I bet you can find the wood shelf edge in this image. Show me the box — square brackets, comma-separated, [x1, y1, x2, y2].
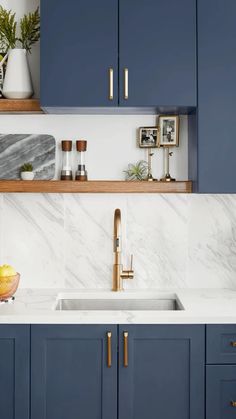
[0, 180, 192, 193]
[0, 99, 42, 113]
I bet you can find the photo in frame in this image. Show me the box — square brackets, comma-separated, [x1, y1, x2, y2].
[158, 116, 179, 147]
[138, 127, 158, 148]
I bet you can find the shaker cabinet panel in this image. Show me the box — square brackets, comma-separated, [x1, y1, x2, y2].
[118, 325, 205, 419]
[0, 325, 30, 419]
[40, 0, 118, 108]
[119, 0, 196, 107]
[206, 365, 236, 419]
[197, 0, 236, 192]
[31, 325, 117, 419]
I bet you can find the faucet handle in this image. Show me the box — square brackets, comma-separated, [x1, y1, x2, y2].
[130, 254, 133, 271]
[121, 254, 134, 280]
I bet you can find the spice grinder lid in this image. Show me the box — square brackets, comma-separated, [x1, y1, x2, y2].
[61, 140, 72, 152]
[76, 140, 87, 152]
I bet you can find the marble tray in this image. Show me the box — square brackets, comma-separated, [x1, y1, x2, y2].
[0, 134, 56, 180]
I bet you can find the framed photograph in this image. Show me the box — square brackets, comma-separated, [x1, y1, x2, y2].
[139, 127, 158, 148]
[158, 116, 179, 147]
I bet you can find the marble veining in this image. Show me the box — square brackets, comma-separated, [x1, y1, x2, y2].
[0, 134, 56, 179]
[0, 193, 236, 290]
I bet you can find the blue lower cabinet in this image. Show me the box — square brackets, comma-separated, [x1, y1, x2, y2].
[31, 325, 117, 419]
[206, 365, 236, 419]
[0, 325, 30, 419]
[118, 325, 205, 419]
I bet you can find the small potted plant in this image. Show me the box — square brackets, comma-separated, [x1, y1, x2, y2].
[20, 163, 34, 180]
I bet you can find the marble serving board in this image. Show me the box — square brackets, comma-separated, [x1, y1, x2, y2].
[0, 134, 56, 179]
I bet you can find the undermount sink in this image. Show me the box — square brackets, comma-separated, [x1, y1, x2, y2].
[55, 297, 183, 311]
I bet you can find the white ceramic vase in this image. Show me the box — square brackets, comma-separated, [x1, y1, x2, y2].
[21, 172, 34, 181]
[3, 49, 33, 99]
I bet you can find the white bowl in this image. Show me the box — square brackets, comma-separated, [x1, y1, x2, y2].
[21, 171, 34, 181]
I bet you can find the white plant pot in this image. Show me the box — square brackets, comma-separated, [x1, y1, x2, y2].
[3, 49, 33, 99]
[21, 172, 34, 181]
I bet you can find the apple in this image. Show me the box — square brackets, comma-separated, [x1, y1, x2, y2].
[0, 264, 17, 277]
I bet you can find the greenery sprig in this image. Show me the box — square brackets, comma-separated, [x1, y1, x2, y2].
[19, 8, 40, 52]
[124, 160, 148, 181]
[0, 6, 40, 54]
[20, 163, 33, 172]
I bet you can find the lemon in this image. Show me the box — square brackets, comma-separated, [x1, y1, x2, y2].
[0, 264, 17, 277]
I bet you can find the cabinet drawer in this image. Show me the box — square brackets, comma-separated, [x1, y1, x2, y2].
[207, 325, 236, 364]
[206, 365, 236, 419]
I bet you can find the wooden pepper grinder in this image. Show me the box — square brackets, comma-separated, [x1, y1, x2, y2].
[75, 140, 88, 181]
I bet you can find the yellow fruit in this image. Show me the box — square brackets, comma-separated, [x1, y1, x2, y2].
[0, 264, 17, 277]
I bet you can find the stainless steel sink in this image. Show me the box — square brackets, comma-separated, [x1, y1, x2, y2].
[55, 298, 182, 311]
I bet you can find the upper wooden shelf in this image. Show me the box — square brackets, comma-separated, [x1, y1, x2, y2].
[0, 99, 42, 113]
[0, 180, 192, 193]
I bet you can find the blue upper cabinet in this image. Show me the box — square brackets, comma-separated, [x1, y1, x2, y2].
[41, 0, 196, 110]
[0, 325, 30, 419]
[119, 0, 196, 108]
[40, 0, 118, 108]
[118, 325, 205, 419]
[31, 325, 117, 419]
[194, 0, 236, 192]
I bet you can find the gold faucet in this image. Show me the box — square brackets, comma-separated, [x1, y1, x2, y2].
[112, 208, 134, 291]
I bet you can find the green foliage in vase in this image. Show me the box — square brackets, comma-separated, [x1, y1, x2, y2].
[0, 6, 40, 53]
[19, 7, 40, 53]
[124, 160, 148, 181]
[20, 163, 33, 172]
[0, 7, 17, 51]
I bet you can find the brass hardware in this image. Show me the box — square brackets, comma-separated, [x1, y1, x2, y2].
[107, 332, 112, 367]
[109, 68, 114, 100]
[231, 401, 236, 407]
[124, 68, 128, 100]
[112, 209, 134, 291]
[231, 341, 236, 347]
[123, 332, 128, 367]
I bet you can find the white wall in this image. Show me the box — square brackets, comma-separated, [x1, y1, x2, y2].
[0, 114, 188, 180]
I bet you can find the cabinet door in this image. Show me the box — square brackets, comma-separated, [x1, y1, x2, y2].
[41, 0, 118, 108]
[31, 325, 117, 419]
[206, 365, 236, 419]
[119, 325, 204, 419]
[119, 0, 196, 107]
[197, 0, 236, 192]
[0, 325, 30, 419]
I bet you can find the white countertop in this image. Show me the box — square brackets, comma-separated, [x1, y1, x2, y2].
[0, 288, 236, 324]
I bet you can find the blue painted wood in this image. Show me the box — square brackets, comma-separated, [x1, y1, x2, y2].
[0, 325, 30, 419]
[207, 325, 236, 364]
[41, 0, 118, 107]
[119, 0, 196, 107]
[31, 325, 117, 419]
[206, 365, 236, 419]
[196, 0, 236, 192]
[118, 325, 205, 419]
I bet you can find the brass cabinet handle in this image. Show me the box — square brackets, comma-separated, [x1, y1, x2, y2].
[107, 332, 112, 367]
[109, 68, 114, 100]
[124, 68, 129, 100]
[123, 331, 128, 367]
[231, 401, 236, 407]
[230, 341, 236, 347]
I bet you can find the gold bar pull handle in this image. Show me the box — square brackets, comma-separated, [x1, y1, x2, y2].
[231, 341, 236, 347]
[107, 332, 112, 367]
[109, 68, 114, 100]
[124, 68, 129, 100]
[231, 401, 236, 407]
[123, 331, 128, 367]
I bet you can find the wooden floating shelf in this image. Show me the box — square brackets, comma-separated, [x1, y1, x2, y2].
[0, 99, 42, 113]
[0, 180, 192, 193]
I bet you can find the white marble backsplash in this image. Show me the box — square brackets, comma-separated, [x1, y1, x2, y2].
[0, 193, 236, 290]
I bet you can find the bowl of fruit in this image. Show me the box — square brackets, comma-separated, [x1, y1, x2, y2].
[0, 265, 20, 300]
